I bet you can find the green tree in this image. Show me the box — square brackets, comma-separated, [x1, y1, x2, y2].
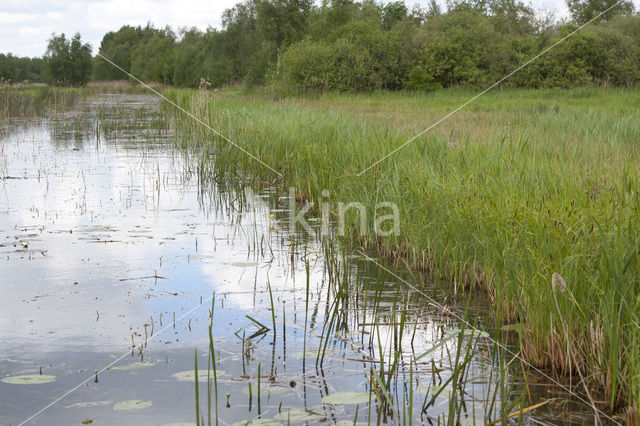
[129, 26, 175, 83]
[382, 1, 408, 30]
[93, 25, 146, 80]
[43, 33, 92, 86]
[566, 0, 634, 24]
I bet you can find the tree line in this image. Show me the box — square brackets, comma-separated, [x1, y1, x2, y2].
[2, 0, 639, 91]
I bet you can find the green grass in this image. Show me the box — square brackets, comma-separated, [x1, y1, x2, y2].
[0, 86, 87, 119]
[0, 84, 156, 120]
[165, 86, 640, 419]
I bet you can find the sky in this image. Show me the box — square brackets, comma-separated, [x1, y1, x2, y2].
[0, 0, 579, 58]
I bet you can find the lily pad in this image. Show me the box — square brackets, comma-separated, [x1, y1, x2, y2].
[231, 419, 279, 426]
[322, 391, 370, 405]
[111, 362, 153, 371]
[273, 409, 325, 421]
[1, 374, 56, 384]
[66, 401, 112, 408]
[113, 399, 152, 410]
[241, 384, 288, 396]
[171, 370, 224, 382]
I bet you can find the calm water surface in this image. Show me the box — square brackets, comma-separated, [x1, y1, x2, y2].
[0, 95, 597, 425]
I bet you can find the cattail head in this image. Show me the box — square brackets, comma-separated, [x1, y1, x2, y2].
[551, 272, 566, 293]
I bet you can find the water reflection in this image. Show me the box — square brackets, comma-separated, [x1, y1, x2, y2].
[0, 95, 596, 425]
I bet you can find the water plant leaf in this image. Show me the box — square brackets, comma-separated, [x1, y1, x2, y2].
[231, 419, 279, 426]
[241, 384, 288, 396]
[1, 374, 56, 384]
[171, 369, 224, 382]
[111, 362, 153, 371]
[414, 384, 453, 397]
[113, 399, 152, 410]
[322, 391, 370, 405]
[66, 401, 112, 408]
[273, 409, 325, 421]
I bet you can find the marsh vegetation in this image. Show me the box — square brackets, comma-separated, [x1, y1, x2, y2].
[2, 86, 634, 426]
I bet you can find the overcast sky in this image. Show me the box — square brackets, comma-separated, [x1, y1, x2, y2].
[0, 0, 602, 58]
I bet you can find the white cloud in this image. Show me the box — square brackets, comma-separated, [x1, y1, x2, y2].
[1, 0, 235, 57]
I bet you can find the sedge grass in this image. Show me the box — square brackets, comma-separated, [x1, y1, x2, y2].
[165, 86, 640, 418]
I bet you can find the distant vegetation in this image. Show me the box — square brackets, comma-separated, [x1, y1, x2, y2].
[1, 0, 638, 90]
[89, 0, 639, 91]
[0, 54, 45, 84]
[43, 33, 93, 87]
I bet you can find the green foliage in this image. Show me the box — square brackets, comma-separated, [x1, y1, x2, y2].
[81, 0, 640, 91]
[166, 86, 640, 413]
[280, 39, 333, 91]
[418, 10, 511, 88]
[129, 26, 175, 84]
[44, 33, 92, 87]
[0, 54, 45, 83]
[405, 66, 441, 91]
[566, 0, 635, 24]
[93, 25, 146, 80]
[280, 37, 380, 92]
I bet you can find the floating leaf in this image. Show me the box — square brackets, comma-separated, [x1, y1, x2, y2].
[1, 374, 56, 384]
[111, 362, 153, 371]
[273, 409, 325, 421]
[241, 384, 288, 396]
[171, 370, 224, 382]
[66, 401, 112, 408]
[113, 399, 152, 410]
[231, 419, 279, 426]
[322, 391, 370, 405]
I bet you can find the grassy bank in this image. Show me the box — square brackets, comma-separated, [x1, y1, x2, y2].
[165, 87, 640, 420]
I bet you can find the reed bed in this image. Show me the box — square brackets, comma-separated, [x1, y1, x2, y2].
[0, 86, 87, 119]
[166, 86, 640, 420]
[0, 84, 158, 120]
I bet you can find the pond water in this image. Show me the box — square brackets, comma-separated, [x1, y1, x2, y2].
[0, 94, 600, 425]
